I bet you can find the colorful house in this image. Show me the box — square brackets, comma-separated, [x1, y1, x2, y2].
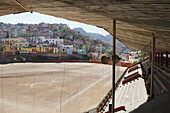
[3, 38, 20, 44]
[14, 41, 29, 48]
[3, 44, 15, 55]
[17, 47, 32, 53]
[17, 45, 53, 53]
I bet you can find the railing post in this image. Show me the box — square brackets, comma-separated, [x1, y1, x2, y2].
[150, 33, 156, 98]
[112, 19, 116, 113]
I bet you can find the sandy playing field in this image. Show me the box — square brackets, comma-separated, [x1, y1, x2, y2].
[0, 63, 126, 113]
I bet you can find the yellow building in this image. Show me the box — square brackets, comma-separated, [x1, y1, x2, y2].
[3, 44, 11, 52]
[3, 38, 20, 44]
[2, 38, 27, 44]
[3, 44, 15, 55]
[36, 46, 53, 53]
[14, 42, 29, 48]
[17, 47, 32, 53]
[36, 46, 45, 52]
[17, 46, 53, 53]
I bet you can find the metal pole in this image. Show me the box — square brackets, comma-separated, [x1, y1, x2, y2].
[150, 33, 155, 97]
[112, 20, 116, 113]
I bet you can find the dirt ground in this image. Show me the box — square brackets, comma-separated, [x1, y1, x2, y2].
[0, 63, 126, 113]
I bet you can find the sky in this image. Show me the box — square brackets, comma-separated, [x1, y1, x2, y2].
[0, 12, 110, 36]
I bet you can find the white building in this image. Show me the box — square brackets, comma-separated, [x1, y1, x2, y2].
[61, 44, 73, 49]
[61, 44, 73, 54]
[42, 37, 63, 45]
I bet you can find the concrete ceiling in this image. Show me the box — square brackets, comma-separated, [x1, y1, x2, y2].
[0, 0, 170, 52]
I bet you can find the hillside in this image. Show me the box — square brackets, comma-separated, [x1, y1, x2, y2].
[73, 27, 126, 47]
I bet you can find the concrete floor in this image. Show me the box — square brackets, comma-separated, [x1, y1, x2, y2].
[130, 90, 170, 113]
[0, 63, 126, 113]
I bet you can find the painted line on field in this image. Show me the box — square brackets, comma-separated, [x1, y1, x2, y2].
[62, 71, 112, 105]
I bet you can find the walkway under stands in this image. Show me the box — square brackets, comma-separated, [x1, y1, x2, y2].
[104, 64, 148, 113]
[130, 90, 170, 113]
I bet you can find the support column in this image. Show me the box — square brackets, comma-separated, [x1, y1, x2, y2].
[112, 20, 116, 113]
[161, 52, 163, 65]
[166, 51, 168, 68]
[150, 33, 156, 97]
[149, 42, 151, 64]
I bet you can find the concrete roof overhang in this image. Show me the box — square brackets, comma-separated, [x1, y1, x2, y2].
[0, 0, 170, 52]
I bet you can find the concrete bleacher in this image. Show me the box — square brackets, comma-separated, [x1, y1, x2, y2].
[103, 64, 148, 113]
[130, 59, 170, 113]
[141, 59, 170, 96]
[85, 58, 169, 113]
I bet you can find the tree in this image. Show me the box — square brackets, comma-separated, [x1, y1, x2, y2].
[140, 51, 149, 59]
[65, 36, 69, 40]
[63, 28, 67, 32]
[106, 50, 113, 55]
[6, 31, 9, 38]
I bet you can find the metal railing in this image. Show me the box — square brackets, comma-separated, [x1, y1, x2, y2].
[84, 67, 129, 113]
